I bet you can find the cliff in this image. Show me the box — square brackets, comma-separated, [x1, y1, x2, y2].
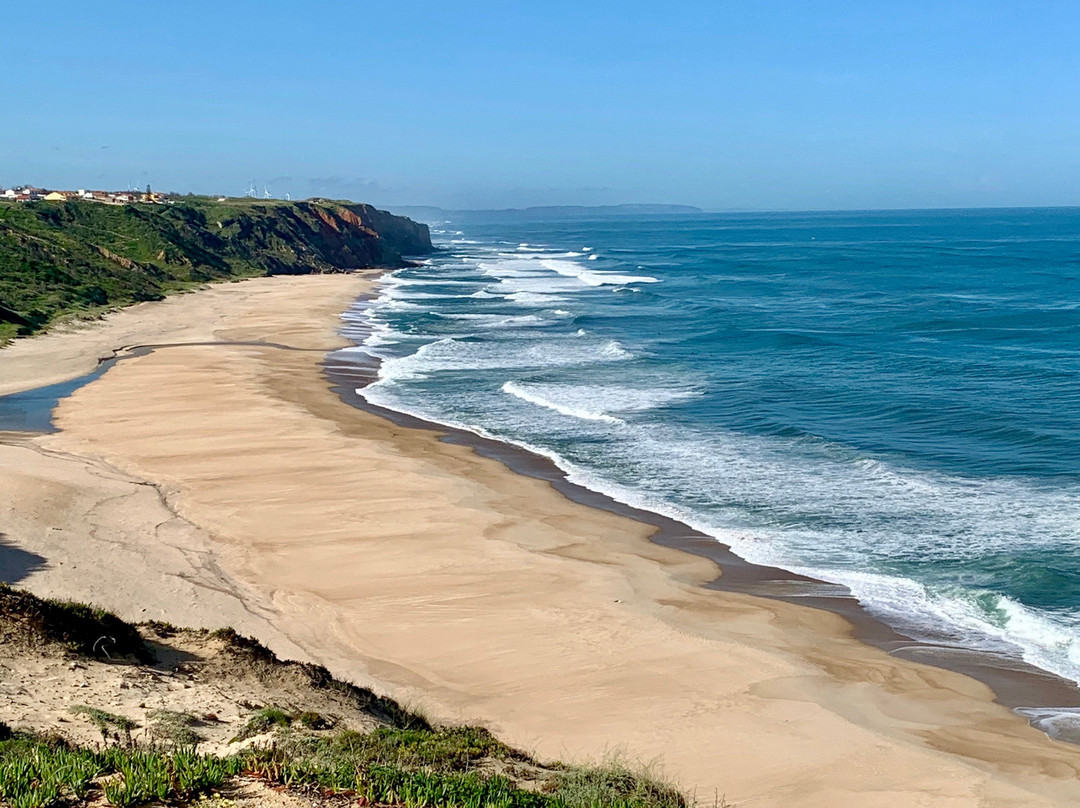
[0, 197, 432, 339]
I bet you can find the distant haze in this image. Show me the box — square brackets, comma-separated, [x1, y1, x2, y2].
[5, 2, 1080, 211]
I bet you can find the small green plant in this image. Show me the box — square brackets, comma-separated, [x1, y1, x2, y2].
[148, 709, 202, 748]
[231, 706, 293, 742]
[70, 705, 138, 746]
[296, 710, 329, 730]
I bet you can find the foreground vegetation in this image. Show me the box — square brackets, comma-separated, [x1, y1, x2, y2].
[0, 585, 696, 808]
[0, 728, 688, 808]
[0, 197, 431, 343]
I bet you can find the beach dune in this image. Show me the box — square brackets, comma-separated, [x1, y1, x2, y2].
[2, 274, 1080, 807]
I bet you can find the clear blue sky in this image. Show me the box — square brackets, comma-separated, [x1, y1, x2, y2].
[4, 1, 1079, 210]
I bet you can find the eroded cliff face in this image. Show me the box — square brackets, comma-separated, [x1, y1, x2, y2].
[182, 200, 433, 275]
[342, 204, 433, 257]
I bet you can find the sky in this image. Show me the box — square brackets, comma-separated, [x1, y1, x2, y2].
[4, 1, 1080, 211]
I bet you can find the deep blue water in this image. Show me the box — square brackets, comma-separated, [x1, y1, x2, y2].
[343, 208, 1080, 687]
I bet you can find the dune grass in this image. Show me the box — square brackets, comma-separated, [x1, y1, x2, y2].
[0, 727, 692, 808]
[240, 728, 688, 808]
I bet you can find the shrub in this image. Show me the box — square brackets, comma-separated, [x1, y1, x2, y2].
[148, 709, 202, 748]
[0, 585, 150, 662]
[69, 705, 137, 746]
[231, 706, 293, 742]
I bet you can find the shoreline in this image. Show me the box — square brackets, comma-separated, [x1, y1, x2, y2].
[326, 283, 1080, 730]
[3, 274, 1080, 804]
[329, 355, 1080, 727]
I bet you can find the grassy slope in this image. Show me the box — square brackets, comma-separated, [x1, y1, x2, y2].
[0, 585, 693, 808]
[0, 197, 430, 343]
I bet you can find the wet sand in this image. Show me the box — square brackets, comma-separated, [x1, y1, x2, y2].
[3, 273, 1080, 807]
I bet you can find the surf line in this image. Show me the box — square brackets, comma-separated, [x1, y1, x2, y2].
[321, 283, 1080, 743]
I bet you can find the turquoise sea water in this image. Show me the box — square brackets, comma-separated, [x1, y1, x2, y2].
[344, 208, 1080, 688]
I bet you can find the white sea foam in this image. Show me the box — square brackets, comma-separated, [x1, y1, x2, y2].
[598, 340, 633, 360]
[435, 313, 549, 328]
[539, 259, 659, 287]
[475, 257, 658, 300]
[507, 291, 572, 305]
[545, 421, 1080, 683]
[502, 382, 625, 424]
[376, 299, 426, 312]
[1017, 708, 1080, 743]
[500, 382, 700, 424]
[387, 291, 469, 301]
[373, 336, 634, 382]
[386, 277, 477, 287]
[768, 568, 1080, 686]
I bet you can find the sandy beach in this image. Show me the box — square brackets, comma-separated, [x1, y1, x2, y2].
[3, 274, 1080, 807]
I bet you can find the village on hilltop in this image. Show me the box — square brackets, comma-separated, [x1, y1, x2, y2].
[0, 185, 173, 205]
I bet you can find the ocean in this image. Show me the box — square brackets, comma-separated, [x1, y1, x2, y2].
[341, 207, 1080, 698]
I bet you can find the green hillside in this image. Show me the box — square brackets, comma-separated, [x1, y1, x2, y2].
[0, 197, 432, 342]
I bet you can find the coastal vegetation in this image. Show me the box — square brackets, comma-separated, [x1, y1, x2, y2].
[0, 197, 431, 343]
[0, 585, 693, 808]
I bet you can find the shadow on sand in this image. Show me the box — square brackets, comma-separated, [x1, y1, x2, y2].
[0, 533, 47, 585]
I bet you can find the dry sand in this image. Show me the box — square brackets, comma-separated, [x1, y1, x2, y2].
[3, 274, 1080, 807]
[0, 620, 389, 757]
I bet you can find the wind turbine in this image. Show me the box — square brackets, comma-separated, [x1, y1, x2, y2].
[263, 185, 271, 199]
[246, 181, 257, 198]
